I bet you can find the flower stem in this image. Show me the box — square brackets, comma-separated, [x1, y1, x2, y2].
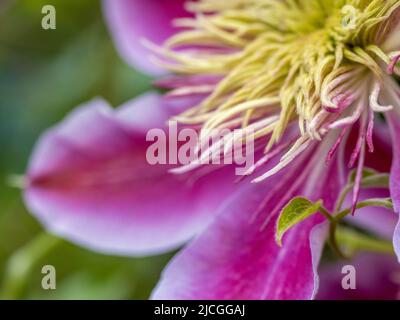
[329, 222, 351, 260]
[0, 232, 62, 300]
[334, 173, 390, 213]
[335, 198, 393, 221]
[328, 198, 393, 259]
[336, 227, 394, 255]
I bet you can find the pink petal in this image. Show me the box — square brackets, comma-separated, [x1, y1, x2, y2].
[387, 112, 400, 262]
[317, 253, 400, 300]
[152, 146, 343, 300]
[24, 93, 236, 256]
[103, 0, 188, 75]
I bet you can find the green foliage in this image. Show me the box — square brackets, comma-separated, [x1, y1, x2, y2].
[275, 176, 394, 259]
[336, 227, 394, 256]
[276, 197, 322, 246]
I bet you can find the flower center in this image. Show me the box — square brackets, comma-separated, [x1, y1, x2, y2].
[149, 0, 400, 180]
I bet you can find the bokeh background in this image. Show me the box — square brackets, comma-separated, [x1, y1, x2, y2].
[2, 0, 399, 301]
[0, 0, 172, 299]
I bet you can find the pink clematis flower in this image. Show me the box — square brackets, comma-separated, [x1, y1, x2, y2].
[24, 0, 400, 299]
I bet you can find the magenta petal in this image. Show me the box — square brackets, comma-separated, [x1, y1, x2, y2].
[103, 0, 188, 75]
[388, 113, 400, 208]
[152, 149, 343, 300]
[388, 112, 400, 262]
[24, 94, 236, 256]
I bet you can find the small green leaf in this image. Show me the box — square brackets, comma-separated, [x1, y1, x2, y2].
[276, 197, 322, 246]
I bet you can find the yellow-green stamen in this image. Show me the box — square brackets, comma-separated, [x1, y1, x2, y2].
[149, 0, 400, 179]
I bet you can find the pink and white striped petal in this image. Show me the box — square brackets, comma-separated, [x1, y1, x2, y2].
[24, 93, 236, 256]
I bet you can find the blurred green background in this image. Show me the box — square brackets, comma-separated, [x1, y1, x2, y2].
[0, 0, 172, 299]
